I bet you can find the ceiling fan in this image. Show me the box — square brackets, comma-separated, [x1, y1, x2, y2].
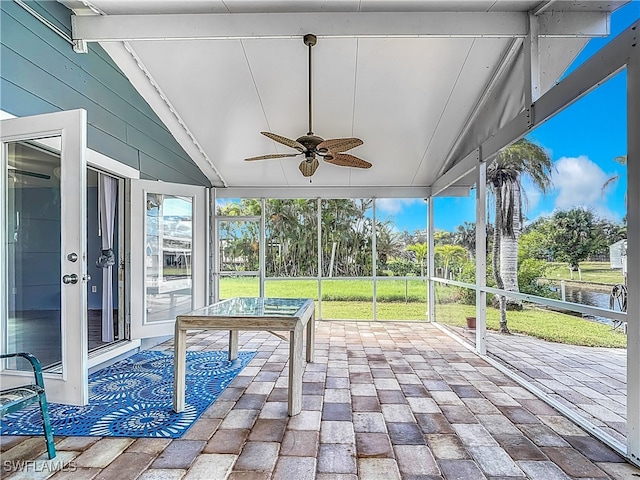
[244, 34, 372, 178]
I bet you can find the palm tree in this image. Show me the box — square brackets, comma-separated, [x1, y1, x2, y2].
[602, 155, 628, 231]
[602, 155, 627, 194]
[406, 242, 428, 277]
[434, 244, 468, 279]
[487, 138, 553, 333]
[267, 199, 318, 276]
[321, 199, 373, 277]
[376, 220, 405, 272]
[454, 221, 476, 258]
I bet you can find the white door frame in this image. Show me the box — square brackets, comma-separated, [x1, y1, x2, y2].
[130, 179, 206, 339]
[84, 145, 141, 368]
[1, 109, 89, 406]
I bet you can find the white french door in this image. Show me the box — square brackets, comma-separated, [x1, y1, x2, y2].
[1, 109, 88, 405]
[130, 179, 206, 339]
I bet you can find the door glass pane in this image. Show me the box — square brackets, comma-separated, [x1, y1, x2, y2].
[5, 141, 62, 371]
[145, 193, 193, 322]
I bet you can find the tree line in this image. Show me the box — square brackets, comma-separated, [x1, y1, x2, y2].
[217, 139, 626, 334]
[217, 198, 625, 285]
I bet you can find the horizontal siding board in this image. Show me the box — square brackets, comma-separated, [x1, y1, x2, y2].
[80, 45, 166, 130]
[4, 3, 192, 160]
[88, 126, 140, 170]
[2, 2, 72, 60]
[1, 0, 209, 186]
[1, 78, 60, 116]
[1, 12, 166, 140]
[3, 79, 138, 171]
[1, 45, 128, 140]
[21, 0, 72, 36]
[88, 45, 164, 122]
[139, 152, 208, 186]
[3, 3, 136, 109]
[126, 125, 209, 184]
[82, 44, 200, 161]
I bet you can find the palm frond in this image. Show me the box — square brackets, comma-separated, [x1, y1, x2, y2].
[601, 175, 621, 196]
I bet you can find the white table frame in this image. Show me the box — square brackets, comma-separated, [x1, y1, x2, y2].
[172, 297, 315, 416]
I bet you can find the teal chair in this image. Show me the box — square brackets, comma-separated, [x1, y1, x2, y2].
[1, 353, 56, 459]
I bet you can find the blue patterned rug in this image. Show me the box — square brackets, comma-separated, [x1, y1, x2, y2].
[0, 350, 255, 438]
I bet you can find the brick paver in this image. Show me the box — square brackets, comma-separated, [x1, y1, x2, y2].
[2, 321, 638, 479]
[457, 325, 629, 444]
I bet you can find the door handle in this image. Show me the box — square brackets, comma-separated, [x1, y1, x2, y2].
[62, 274, 79, 284]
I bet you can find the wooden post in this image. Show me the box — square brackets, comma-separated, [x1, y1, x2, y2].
[288, 323, 304, 416]
[173, 319, 186, 413]
[228, 330, 239, 361]
[306, 307, 315, 363]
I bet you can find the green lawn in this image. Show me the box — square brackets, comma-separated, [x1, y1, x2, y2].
[434, 302, 626, 348]
[543, 261, 625, 285]
[320, 301, 428, 321]
[219, 276, 627, 348]
[221, 277, 428, 302]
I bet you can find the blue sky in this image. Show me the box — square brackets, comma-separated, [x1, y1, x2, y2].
[381, 3, 638, 234]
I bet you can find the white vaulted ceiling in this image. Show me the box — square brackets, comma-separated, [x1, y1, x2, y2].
[64, 1, 624, 193]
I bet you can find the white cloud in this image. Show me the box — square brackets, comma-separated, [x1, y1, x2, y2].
[551, 155, 619, 220]
[375, 198, 423, 215]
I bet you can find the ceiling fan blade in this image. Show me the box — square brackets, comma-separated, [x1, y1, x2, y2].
[298, 158, 319, 177]
[317, 138, 363, 153]
[244, 153, 301, 161]
[261, 132, 306, 152]
[325, 153, 372, 169]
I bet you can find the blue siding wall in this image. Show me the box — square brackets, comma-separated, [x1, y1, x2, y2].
[0, 0, 210, 187]
[8, 185, 61, 311]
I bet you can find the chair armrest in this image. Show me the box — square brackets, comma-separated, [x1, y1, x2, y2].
[1, 353, 46, 389]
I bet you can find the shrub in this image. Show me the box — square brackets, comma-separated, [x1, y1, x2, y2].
[387, 259, 421, 276]
[456, 261, 477, 305]
[518, 258, 556, 297]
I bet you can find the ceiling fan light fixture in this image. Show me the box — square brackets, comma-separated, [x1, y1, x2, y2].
[299, 157, 319, 177]
[244, 33, 371, 178]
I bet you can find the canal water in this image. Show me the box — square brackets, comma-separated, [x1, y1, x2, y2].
[562, 285, 625, 327]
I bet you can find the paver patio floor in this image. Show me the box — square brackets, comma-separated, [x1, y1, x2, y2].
[2, 321, 639, 479]
[453, 325, 628, 445]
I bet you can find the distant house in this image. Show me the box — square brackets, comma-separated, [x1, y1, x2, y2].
[610, 239, 628, 270]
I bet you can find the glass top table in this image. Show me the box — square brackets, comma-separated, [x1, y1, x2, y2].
[183, 297, 312, 318]
[173, 297, 315, 416]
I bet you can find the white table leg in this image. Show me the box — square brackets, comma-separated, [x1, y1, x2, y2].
[228, 330, 238, 361]
[288, 323, 304, 416]
[173, 321, 186, 413]
[306, 307, 315, 363]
